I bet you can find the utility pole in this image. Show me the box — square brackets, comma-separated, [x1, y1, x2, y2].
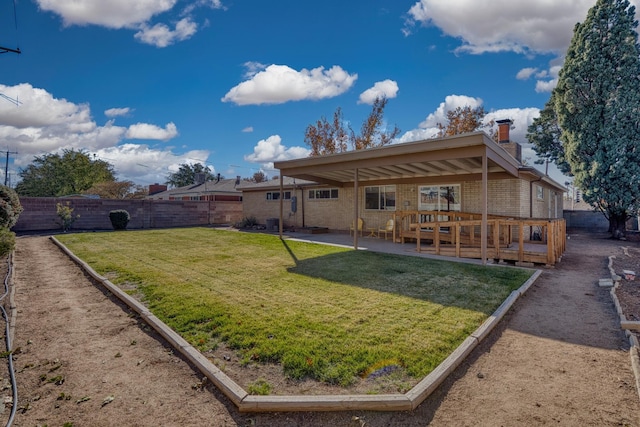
[0, 150, 17, 186]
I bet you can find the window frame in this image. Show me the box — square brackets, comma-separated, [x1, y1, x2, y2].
[308, 188, 339, 200]
[266, 191, 291, 201]
[418, 184, 461, 211]
[364, 185, 396, 211]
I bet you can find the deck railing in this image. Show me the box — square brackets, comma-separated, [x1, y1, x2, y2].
[392, 211, 566, 265]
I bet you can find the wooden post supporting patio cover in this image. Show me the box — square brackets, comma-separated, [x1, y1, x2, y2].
[279, 175, 283, 238]
[481, 153, 488, 264]
[353, 168, 359, 249]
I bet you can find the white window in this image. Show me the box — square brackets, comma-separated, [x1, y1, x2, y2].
[536, 185, 544, 200]
[266, 191, 291, 201]
[308, 188, 339, 199]
[418, 185, 461, 211]
[365, 185, 396, 211]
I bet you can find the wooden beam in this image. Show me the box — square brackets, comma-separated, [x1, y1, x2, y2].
[481, 153, 488, 264]
[279, 175, 283, 238]
[353, 169, 359, 250]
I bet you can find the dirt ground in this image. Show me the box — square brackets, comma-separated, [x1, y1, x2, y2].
[0, 231, 639, 427]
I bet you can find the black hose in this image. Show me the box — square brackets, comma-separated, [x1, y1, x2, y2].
[0, 255, 17, 426]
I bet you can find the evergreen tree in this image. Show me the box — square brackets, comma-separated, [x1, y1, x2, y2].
[554, 0, 640, 237]
[526, 92, 571, 175]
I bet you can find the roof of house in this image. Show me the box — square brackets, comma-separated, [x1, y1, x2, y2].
[268, 132, 566, 192]
[146, 178, 241, 199]
[236, 177, 317, 192]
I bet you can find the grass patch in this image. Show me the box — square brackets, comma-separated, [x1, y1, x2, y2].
[57, 228, 531, 387]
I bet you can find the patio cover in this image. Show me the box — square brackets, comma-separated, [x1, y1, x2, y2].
[274, 132, 524, 264]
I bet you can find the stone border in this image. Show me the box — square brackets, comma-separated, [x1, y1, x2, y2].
[50, 236, 541, 412]
[607, 255, 640, 401]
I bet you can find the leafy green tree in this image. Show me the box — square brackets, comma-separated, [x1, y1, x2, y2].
[526, 92, 571, 175]
[0, 185, 22, 229]
[16, 149, 115, 197]
[554, 0, 640, 237]
[165, 163, 215, 188]
[305, 97, 399, 156]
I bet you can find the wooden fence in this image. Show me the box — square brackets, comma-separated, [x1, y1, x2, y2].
[393, 211, 566, 266]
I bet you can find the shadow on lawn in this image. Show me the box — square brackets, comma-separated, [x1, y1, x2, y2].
[281, 239, 524, 315]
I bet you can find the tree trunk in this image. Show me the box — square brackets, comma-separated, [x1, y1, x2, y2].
[608, 212, 627, 239]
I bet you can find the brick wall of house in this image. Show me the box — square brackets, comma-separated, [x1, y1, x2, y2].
[14, 197, 243, 232]
[242, 178, 563, 233]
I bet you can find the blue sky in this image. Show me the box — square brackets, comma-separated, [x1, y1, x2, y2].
[0, 0, 630, 187]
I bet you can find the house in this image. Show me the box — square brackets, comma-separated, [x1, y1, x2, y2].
[241, 122, 565, 229]
[239, 122, 567, 265]
[146, 177, 243, 202]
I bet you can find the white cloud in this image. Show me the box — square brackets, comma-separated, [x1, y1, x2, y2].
[35, 0, 178, 29]
[244, 135, 310, 164]
[97, 144, 211, 184]
[242, 61, 267, 79]
[395, 95, 570, 182]
[222, 64, 358, 106]
[0, 83, 189, 185]
[126, 122, 178, 140]
[242, 126, 254, 133]
[517, 63, 561, 93]
[418, 94, 483, 130]
[404, 0, 598, 55]
[516, 67, 537, 80]
[358, 80, 399, 105]
[105, 107, 132, 117]
[35, 0, 227, 46]
[398, 95, 539, 146]
[134, 17, 197, 47]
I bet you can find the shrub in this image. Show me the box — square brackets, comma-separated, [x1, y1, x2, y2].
[0, 228, 15, 256]
[236, 216, 258, 229]
[56, 202, 79, 232]
[109, 210, 130, 230]
[0, 185, 23, 229]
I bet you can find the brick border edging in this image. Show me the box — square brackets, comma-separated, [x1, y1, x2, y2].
[50, 236, 541, 412]
[607, 255, 640, 401]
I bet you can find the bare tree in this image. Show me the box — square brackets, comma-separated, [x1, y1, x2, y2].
[304, 97, 399, 156]
[436, 106, 495, 138]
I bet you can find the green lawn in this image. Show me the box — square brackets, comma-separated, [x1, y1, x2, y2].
[56, 228, 531, 388]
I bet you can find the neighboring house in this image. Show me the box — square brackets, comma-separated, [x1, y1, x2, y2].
[146, 177, 243, 202]
[239, 121, 566, 233]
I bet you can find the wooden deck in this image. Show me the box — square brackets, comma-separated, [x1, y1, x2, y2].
[393, 211, 566, 266]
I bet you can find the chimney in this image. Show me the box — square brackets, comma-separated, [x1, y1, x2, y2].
[496, 119, 512, 143]
[148, 183, 167, 195]
[495, 119, 522, 163]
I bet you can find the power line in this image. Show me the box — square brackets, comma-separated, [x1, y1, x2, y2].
[1, 0, 21, 55]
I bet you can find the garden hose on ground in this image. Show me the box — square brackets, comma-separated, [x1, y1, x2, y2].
[0, 255, 17, 427]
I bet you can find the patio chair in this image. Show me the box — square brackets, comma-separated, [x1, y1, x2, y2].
[349, 218, 364, 237]
[378, 218, 394, 240]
